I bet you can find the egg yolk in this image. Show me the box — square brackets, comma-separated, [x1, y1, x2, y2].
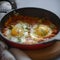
[11, 27, 24, 37]
[34, 25, 49, 37]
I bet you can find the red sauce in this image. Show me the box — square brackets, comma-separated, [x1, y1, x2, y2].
[2, 14, 58, 44]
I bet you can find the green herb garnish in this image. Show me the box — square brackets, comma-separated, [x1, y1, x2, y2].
[49, 24, 55, 29]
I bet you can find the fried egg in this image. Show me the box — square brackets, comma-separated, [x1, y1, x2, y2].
[4, 22, 30, 43]
[30, 24, 52, 41]
[11, 22, 29, 37]
[11, 25, 24, 37]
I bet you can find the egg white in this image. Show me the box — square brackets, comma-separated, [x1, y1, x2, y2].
[30, 24, 52, 41]
[5, 22, 30, 43]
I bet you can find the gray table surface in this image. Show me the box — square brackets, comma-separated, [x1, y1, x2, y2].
[15, 0, 60, 17]
[0, 0, 60, 60]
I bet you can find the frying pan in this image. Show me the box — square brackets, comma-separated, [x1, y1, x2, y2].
[0, 7, 60, 50]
